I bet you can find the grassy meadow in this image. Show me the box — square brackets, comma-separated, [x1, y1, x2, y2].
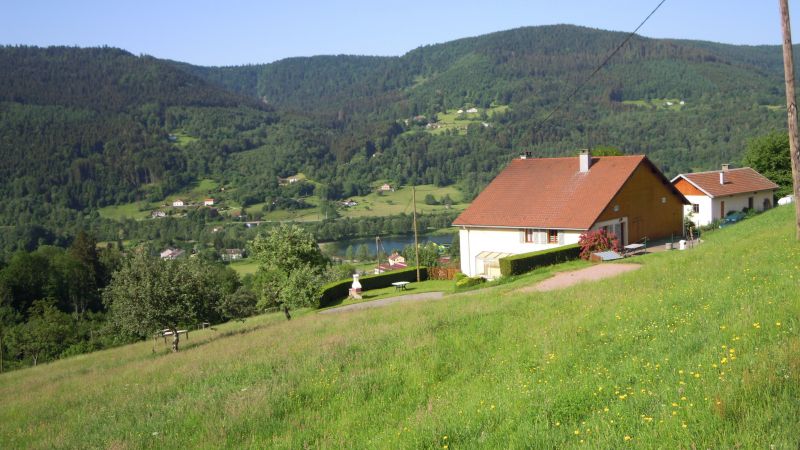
[259, 184, 466, 222]
[227, 258, 259, 276]
[1, 207, 799, 448]
[97, 179, 222, 221]
[622, 98, 686, 111]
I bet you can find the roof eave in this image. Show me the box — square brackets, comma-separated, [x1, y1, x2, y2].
[671, 173, 714, 199]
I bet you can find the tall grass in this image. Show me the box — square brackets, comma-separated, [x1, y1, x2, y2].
[1, 207, 798, 448]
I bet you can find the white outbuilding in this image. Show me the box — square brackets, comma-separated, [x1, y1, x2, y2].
[672, 165, 779, 227]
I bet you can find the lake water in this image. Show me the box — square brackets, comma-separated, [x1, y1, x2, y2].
[321, 233, 454, 258]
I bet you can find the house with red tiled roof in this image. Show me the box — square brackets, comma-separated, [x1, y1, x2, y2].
[453, 150, 688, 277]
[671, 165, 779, 228]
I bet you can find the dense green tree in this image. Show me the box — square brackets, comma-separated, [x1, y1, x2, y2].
[216, 286, 258, 322]
[401, 242, 440, 268]
[104, 252, 224, 351]
[356, 244, 370, 262]
[742, 132, 793, 197]
[424, 194, 438, 205]
[4, 300, 73, 366]
[249, 224, 328, 319]
[344, 245, 354, 261]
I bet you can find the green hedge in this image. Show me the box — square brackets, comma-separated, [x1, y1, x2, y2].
[455, 276, 485, 290]
[318, 267, 428, 308]
[499, 244, 581, 277]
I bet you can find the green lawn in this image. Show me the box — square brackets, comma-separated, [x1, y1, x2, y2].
[170, 131, 199, 147]
[338, 184, 466, 217]
[326, 259, 591, 309]
[258, 184, 466, 222]
[97, 201, 152, 220]
[98, 179, 222, 222]
[227, 258, 259, 276]
[622, 98, 686, 111]
[2, 207, 798, 448]
[419, 104, 509, 135]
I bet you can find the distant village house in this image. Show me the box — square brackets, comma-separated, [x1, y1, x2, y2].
[160, 248, 185, 260]
[203, 198, 215, 206]
[172, 199, 185, 207]
[375, 251, 408, 274]
[221, 248, 244, 261]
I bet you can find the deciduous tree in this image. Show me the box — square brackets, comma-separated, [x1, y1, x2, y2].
[743, 132, 793, 197]
[249, 224, 328, 319]
[104, 252, 223, 352]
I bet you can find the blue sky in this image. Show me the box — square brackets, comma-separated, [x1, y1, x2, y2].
[1, 0, 798, 66]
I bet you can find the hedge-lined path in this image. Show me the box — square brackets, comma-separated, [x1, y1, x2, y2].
[519, 263, 641, 293]
[319, 291, 446, 314]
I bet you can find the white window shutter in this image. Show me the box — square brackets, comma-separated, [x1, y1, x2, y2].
[558, 231, 565, 244]
[536, 230, 545, 244]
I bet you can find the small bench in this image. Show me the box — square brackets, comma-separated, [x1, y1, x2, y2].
[391, 281, 410, 291]
[623, 243, 646, 257]
[157, 329, 189, 343]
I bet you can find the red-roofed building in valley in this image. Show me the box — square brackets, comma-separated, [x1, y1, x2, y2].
[453, 151, 688, 277]
[671, 165, 779, 228]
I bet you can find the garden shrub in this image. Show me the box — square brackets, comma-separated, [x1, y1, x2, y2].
[455, 276, 485, 289]
[499, 244, 581, 276]
[578, 229, 620, 260]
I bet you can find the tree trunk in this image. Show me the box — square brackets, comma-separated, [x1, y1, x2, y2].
[171, 328, 179, 352]
[283, 305, 292, 321]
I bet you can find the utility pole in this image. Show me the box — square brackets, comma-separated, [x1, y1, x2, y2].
[412, 186, 421, 282]
[779, 0, 800, 240]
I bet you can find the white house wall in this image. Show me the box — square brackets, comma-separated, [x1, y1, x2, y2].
[684, 195, 713, 227]
[459, 227, 582, 277]
[685, 192, 774, 227]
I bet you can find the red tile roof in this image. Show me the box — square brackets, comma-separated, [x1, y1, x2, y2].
[672, 167, 779, 198]
[453, 155, 680, 229]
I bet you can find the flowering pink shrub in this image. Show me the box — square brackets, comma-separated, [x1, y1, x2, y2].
[578, 229, 620, 260]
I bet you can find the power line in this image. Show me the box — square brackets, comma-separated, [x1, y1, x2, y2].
[531, 0, 668, 135]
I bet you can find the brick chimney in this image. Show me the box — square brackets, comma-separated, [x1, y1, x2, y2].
[579, 149, 591, 173]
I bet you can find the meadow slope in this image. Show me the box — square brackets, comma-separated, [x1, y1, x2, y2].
[1, 207, 798, 448]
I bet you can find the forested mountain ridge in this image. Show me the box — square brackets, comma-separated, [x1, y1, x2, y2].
[175, 25, 787, 189]
[0, 46, 267, 111]
[0, 46, 280, 237]
[183, 25, 788, 118]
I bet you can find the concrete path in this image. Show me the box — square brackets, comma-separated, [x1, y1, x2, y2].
[521, 263, 641, 293]
[319, 291, 445, 314]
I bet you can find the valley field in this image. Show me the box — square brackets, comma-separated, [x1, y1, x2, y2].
[1, 207, 798, 448]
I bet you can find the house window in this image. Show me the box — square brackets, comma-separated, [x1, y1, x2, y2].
[692, 204, 700, 214]
[523, 229, 535, 243]
[748, 197, 754, 210]
[547, 229, 559, 244]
